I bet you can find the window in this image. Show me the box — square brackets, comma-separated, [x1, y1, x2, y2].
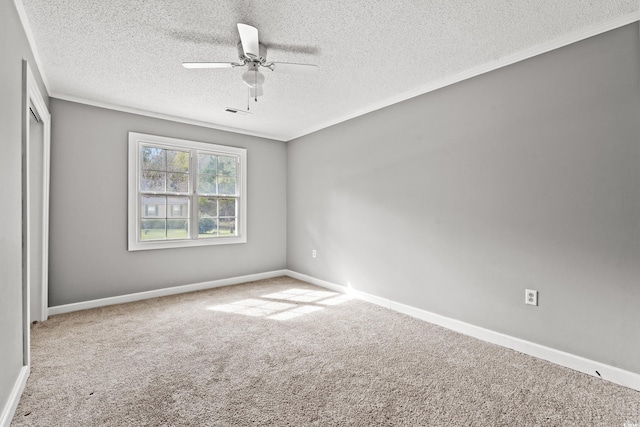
[128, 132, 247, 251]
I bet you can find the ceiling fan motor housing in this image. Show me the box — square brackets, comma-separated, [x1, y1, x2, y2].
[182, 24, 317, 101]
[237, 42, 268, 63]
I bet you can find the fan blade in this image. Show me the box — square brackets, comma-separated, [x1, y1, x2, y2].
[271, 62, 318, 75]
[237, 23, 260, 58]
[182, 62, 236, 69]
[249, 86, 264, 98]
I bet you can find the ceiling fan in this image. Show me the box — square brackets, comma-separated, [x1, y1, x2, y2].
[182, 23, 318, 101]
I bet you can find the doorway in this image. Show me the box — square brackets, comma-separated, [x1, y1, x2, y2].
[28, 104, 44, 322]
[22, 60, 51, 366]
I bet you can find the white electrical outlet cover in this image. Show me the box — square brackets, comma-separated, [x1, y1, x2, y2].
[525, 289, 538, 306]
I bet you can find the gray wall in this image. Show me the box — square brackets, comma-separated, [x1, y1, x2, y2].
[287, 23, 640, 373]
[0, 0, 49, 416]
[49, 99, 287, 306]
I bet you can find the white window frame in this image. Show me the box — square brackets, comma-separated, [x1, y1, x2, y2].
[128, 132, 247, 251]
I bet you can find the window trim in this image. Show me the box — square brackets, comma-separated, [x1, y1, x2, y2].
[128, 132, 247, 251]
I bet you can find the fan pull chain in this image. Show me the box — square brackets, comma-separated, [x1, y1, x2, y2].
[254, 69, 258, 102]
[247, 88, 250, 111]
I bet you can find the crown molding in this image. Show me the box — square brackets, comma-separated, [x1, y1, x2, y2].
[13, 0, 51, 94]
[14, 0, 638, 143]
[286, 10, 640, 141]
[50, 93, 286, 142]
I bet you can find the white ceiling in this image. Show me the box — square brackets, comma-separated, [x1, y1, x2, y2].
[18, 0, 639, 141]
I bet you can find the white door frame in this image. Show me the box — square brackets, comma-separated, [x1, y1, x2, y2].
[22, 60, 51, 365]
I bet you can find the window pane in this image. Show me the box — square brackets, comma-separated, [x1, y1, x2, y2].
[218, 198, 236, 217]
[141, 147, 165, 171]
[198, 218, 218, 238]
[198, 197, 217, 217]
[198, 173, 217, 194]
[167, 172, 189, 193]
[141, 171, 165, 192]
[142, 196, 166, 218]
[218, 156, 236, 176]
[219, 218, 236, 236]
[167, 150, 189, 173]
[198, 197, 217, 238]
[167, 219, 189, 239]
[218, 176, 236, 195]
[140, 219, 166, 240]
[198, 154, 217, 174]
[168, 197, 189, 218]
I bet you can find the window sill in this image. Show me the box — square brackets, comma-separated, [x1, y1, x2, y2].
[128, 235, 247, 251]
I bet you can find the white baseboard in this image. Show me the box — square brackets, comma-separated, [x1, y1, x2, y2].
[0, 365, 29, 427]
[48, 270, 287, 316]
[285, 270, 640, 392]
[43, 268, 640, 392]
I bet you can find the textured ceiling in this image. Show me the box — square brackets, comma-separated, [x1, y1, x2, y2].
[19, 0, 639, 141]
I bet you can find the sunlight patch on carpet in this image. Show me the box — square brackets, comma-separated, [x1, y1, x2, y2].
[206, 288, 351, 320]
[267, 305, 324, 321]
[317, 295, 354, 306]
[263, 288, 340, 302]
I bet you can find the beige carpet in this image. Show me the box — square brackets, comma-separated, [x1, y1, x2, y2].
[12, 276, 640, 426]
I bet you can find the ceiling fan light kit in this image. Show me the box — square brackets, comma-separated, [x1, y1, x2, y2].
[182, 23, 318, 104]
[242, 64, 265, 88]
